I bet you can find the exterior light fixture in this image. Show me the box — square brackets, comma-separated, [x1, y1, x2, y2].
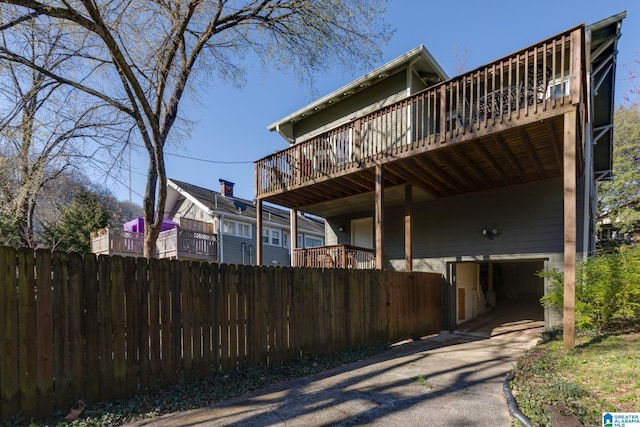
[482, 228, 499, 239]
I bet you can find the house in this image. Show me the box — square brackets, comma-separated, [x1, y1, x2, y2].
[254, 13, 625, 330]
[90, 178, 325, 265]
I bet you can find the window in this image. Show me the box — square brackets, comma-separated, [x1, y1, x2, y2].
[283, 232, 290, 249]
[222, 219, 252, 238]
[305, 236, 323, 247]
[546, 76, 570, 100]
[262, 228, 281, 246]
[222, 220, 235, 234]
[237, 223, 251, 238]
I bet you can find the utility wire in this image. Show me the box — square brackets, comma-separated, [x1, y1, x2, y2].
[131, 142, 255, 164]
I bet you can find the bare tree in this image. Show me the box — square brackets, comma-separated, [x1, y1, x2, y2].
[0, 13, 127, 246]
[0, 0, 392, 257]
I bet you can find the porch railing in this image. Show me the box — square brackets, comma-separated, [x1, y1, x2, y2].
[293, 244, 376, 269]
[90, 227, 144, 256]
[157, 228, 217, 259]
[256, 27, 582, 198]
[90, 226, 217, 260]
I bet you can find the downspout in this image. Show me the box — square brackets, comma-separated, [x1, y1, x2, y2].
[217, 213, 224, 264]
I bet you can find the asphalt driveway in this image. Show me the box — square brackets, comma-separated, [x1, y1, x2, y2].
[127, 303, 543, 427]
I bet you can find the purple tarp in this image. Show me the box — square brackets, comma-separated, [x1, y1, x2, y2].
[123, 217, 178, 233]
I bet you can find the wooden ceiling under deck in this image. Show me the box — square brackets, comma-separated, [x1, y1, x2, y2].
[262, 113, 581, 218]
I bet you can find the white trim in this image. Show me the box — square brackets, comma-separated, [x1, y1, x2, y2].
[167, 179, 215, 221]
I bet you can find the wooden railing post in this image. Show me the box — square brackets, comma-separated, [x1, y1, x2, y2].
[570, 28, 583, 105]
[439, 88, 446, 144]
[354, 119, 361, 164]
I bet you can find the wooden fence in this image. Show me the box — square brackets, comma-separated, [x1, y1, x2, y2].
[0, 247, 442, 421]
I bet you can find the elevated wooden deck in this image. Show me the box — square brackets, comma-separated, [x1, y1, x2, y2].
[256, 27, 584, 217]
[90, 227, 218, 261]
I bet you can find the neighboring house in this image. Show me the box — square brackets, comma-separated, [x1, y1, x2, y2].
[254, 13, 625, 330]
[596, 212, 640, 246]
[91, 178, 325, 265]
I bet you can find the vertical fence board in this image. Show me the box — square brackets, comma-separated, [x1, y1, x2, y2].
[274, 267, 286, 363]
[228, 265, 239, 369]
[337, 269, 348, 350]
[147, 258, 161, 387]
[218, 264, 230, 371]
[136, 258, 150, 389]
[169, 260, 183, 382]
[236, 265, 247, 367]
[347, 269, 360, 348]
[158, 258, 173, 384]
[209, 263, 220, 372]
[52, 251, 71, 409]
[68, 253, 85, 402]
[97, 255, 114, 401]
[287, 268, 297, 359]
[0, 247, 19, 420]
[181, 262, 194, 380]
[251, 266, 265, 365]
[265, 267, 276, 363]
[35, 249, 54, 415]
[110, 256, 127, 398]
[198, 263, 211, 375]
[17, 249, 37, 417]
[261, 267, 270, 363]
[82, 253, 100, 403]
[123, 257, 139, 395]
[190, 262, 204, 378]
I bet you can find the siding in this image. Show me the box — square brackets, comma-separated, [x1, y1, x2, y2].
[220, 234, 254, 265]
[325, 179, 577, 275]
[385, 179, 566, 271]
[293, 71, 408, 141]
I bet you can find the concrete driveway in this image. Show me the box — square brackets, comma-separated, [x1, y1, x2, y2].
[127, 303, 543, 427]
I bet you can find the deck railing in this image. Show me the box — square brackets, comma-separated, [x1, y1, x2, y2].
[90, 228, 144, 256]
[256, 27, 582, 198]
[293, 244, 376, 269]
[157, 228, 217, 259]
[90, 227, 217, 260]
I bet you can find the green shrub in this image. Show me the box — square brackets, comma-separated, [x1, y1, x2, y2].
[539, 245, 640, 331]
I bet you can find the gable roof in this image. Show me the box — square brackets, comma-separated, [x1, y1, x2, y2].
[167, 179, 324, 233]
[267, 45, 447, 142]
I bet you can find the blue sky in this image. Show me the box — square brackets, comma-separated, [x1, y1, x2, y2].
[107, 1, 639, 205]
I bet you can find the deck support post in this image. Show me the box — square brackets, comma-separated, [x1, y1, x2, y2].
[563, 110, 577, 350]
[375, 164, 384, 270]
[256, 198, 263, 266]
[404, 184, 412, 272]
[290, 208, 298, 266]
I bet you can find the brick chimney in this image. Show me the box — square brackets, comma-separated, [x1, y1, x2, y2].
[219, 179, 234, 197]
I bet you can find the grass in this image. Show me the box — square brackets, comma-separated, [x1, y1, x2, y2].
[509, 320, 640, 427]
[8, 342, 389, 427]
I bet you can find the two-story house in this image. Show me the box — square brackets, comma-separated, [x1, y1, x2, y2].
[91, 178, 325, 265]
[254, 13, 625, 330]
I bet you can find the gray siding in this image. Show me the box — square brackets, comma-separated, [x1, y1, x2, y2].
[326, 178, 583, 274]
[396, 180, 564, 260]
[262, 244, 291, 267]
[220, 234, 254, 265]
